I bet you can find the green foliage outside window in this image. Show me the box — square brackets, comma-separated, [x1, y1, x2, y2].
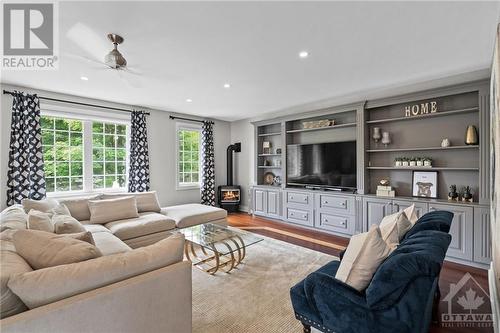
[178, 129, 200, 185]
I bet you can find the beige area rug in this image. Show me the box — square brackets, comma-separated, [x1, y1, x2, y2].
[192, 235, 335, 333]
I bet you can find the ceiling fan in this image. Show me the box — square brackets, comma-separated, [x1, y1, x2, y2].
[104, 33, 127, 69]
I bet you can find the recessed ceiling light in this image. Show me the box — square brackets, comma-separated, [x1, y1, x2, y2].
[186, 98, 193, 103]
[80, 76, 89, 81]
[299, 51, 309, 58]
[223, 83, 231, 89]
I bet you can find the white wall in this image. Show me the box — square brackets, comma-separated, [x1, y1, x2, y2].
[0, 84, 231, 209]
[229, 119, 255, 212]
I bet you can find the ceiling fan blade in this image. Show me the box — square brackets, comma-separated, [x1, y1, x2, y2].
[66, 22, 109, 64]
[122, 66, 142, 76]
[63, 52, 105, 67]
[116, 70, 142, 88]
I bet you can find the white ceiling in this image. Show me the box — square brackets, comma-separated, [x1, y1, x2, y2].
[1, 1, 499, 121]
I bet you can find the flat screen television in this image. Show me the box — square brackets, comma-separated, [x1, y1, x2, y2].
[287, 141, 357, 190]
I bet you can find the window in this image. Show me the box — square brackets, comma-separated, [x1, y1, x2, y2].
[41, 115, 129, 194]
[176, 123, 201, 189]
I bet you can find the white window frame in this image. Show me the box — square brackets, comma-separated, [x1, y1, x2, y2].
[175, 121, 202, 191]
[41, 104, 131, 198]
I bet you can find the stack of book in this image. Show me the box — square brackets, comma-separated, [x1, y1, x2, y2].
[376, 185, 395, 197]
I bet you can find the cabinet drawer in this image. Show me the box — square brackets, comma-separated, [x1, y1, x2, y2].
[318, 194, 355, 215]
[317, 213, 355, 235]
[286, 191, 311, 206]
[286, 207, 313, 226]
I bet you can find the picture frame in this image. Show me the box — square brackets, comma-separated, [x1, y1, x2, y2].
[412, 171, 438, 198]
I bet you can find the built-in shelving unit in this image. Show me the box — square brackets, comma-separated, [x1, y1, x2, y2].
[285, 122, 356, 134]
[255, 122, 283, 186]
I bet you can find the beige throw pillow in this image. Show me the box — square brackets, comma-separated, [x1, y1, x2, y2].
[8, 233, 184, 309]
[379, 211, 413, 249]
[13, 230, 101, 270]
[27, 210, 54, 233]
[59, 195, 101, 221]
[0, 205, 28, 231]
[21, 198, 58, 213]
[335, 225, 391, 291]
[52, 214, 86, 234]
[50, 203, 71, 216]
[403, 204, 419, 225]
[101, 191, 161, 213]
[88, 196, 139, 224]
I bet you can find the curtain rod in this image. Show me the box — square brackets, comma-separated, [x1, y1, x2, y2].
[3, 90, 150, 115]
[169, 115, 214, 124]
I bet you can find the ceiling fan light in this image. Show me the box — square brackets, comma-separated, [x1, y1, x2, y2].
[104, 49, 127, 69]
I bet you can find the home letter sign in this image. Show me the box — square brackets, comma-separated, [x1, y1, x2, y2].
[404, 101, 438, 117]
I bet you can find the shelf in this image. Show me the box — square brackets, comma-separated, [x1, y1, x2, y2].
[367, 166, 479, 171]
[286, 122, 356, 134]
[258, 132, 281, 137]
[366, 107, 478, 124]
[258, 154, 282, 157]
[258, 166, 282, 169]
[366, 145, 479, 153]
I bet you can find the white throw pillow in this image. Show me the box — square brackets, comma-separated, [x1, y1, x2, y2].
[0, 205, 28, 231]
[50, 203, 71, 216]
[21, 198, 58, 213]
[27, 210, 54, 233]
[101, 191, 161, 213]
[52, 214, 86, 234]
[403, 204, 419, 225]
[8, 233, 184, 309]
[88, 196, 139, 224]
[379, 211, 412, 249]
[335, 225, 391, 291]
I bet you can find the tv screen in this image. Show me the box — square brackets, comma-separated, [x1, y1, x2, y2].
[287, 141, 357, 189]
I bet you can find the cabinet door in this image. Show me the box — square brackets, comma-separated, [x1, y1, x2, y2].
[429, 203, 473, 261]
[253, 189, 267, 216]
[473, 207, 492, 264]
[267, 190, 281, 218]
[362, 197, 393, 228]
[392, 200, 428, 218]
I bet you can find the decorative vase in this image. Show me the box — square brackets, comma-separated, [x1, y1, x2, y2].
[465, 125, 479, 145]
[372, 127, 381, 143]
[381, 131, 391, 147]
[448, 185, 459, 201]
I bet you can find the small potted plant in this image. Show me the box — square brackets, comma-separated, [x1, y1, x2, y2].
[423, 157, 432, 167]
[416, 157, 423, 167]
[409, 157, 417, 167]
[401, 157, 409, 167]
[394, 157, 402, 167]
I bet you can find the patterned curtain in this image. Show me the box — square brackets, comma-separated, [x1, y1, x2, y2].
[128, 111, 150, 192]
[201, 121, 216, 206]
[6, 91, 46, 205]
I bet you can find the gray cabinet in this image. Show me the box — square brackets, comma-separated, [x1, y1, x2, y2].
[429, 203, 474, 261]
[473, 207, 492, 264]
[362, 197, 393, 227]
[252, 187, 281, 219]
[392, 200, 428, 219]
[315, 193, 356, 236]
[284, 190, 314, 227]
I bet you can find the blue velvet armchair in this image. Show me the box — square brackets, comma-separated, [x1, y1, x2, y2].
[290, 210, 453, 333]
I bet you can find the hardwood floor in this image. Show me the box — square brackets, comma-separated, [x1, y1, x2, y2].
[227, 212, 494, 333]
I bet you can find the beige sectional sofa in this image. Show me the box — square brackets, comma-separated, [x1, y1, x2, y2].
[0, 192, 228, 333]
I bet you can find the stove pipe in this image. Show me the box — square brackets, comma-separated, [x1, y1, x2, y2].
[226, 142, 241, 186]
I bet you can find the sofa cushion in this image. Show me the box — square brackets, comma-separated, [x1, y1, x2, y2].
[88, 196, 139, 224]
[101, 191, 161, 213]
[53, 214, 86, 234]
[21, 198, 58, 213]
[0, 236, 32, 319]
[161, 204, 227, 228]
[104, 212, 176, 241]
[83, 223, 111, 234]
[8, 233, 184, 309]
[335, 225, 392, 291]
[26, 210, 54, 232]
[0, 205, 28, 231]
[59, 195, 101, 221]
[13, 230, 102, 270]
[92, 231, 131, 256]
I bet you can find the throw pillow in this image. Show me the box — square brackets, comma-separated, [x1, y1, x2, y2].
[0, 205, 28, 231]
[88, 196, 139, 224]
[50, 203, 71, 216]
[52, 214, 86, 234]
[21, 198, 58, 213]
[8, 233, 184, 309]
[101, 191, 161, 213]
[403, 204, 419, 225]
[379, 211, 412, 249]
[335, 225, 392, 291]
[27, 210, 54, 233]
[13, 230, 102, 270]
[58, 195, 101, 221]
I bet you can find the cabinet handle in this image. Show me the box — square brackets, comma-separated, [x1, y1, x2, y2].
[302, 215, 307, 219]
[290, 196, 294, 200]
[341, 221, 346, 226]
[303, 197, 307, 201]
[340, 202, 346, 206]
[324, 218, 328, 222]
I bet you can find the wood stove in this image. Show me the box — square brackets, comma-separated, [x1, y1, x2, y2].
[218, 142, 241, 212]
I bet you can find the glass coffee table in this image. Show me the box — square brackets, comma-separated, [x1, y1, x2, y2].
[177, 223, 263, 274]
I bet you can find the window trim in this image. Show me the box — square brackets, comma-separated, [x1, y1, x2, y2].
[175, 121, 202, 191]
[41, 110, 131, 197]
